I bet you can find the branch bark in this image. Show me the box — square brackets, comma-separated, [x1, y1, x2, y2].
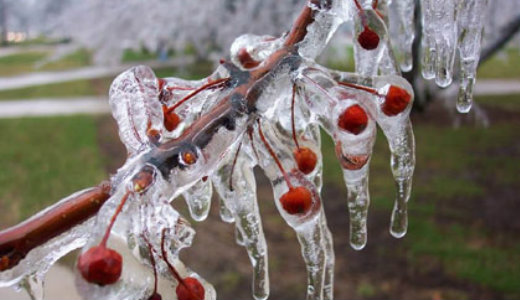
[0, 0, 320, 272]
[0, 181, 111, 271]
[479, 14, 520, 65]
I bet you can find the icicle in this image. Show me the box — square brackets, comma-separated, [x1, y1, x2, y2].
[212, 140, 269, 300]
[296, 219, 326, 300]
[373, 76, 415, 238]
[234, 226, 245, 246]
[420, 0, 458, 87]
[319, 211, 335, 300]
[389, 0, 416, 72]
[456, 0, 488, 113]
[332, 88, 377, 250]
[253, 120, 327, 300]
[182, 178, 213, 222]
[19, 274, 44, 300]
[420, 0, 436, 79]
[219, 199, 235, 223]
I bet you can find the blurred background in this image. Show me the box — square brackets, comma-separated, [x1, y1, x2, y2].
[0, 0, 519, 299]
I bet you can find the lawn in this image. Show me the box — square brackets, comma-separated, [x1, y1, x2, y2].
[0, 116, 107, 226]
[0, 51, 48, 76]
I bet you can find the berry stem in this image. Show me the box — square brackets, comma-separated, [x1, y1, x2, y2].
[229, 141, 243, 191]
[142, 233, 159, 295]
[256, 119, 293, 189]
[100, 190, 131, 247]
[302, 74, 339, 103]
[353, 0, 368, 27]
[166, 86, 196, 92]
[166, 78, 230, 114]
[247, 126, 260, 161]
[290, 84, 301, 150]
[160, 229, 201, 300]
[160, 229, 185, 285]
[337, 81, 383, 97]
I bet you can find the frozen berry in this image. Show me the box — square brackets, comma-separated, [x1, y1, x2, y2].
[382, 85, 411, 116]
[181, 151, 197, 165]
[176, 277, 205, 300]
[335, 142, 369, 170]
[293, 147, 317, 175]
[357, 27, 379, 50]
[337, 104, 368, 135]
[280, 186, 312, 215]
[77, 246, 122, 286]
[163, 105, 181, 131]
[238, 48, 260, 69]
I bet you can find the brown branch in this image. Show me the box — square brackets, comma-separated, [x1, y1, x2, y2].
[479, 14, 520, 65]
[0, 181, 111, 271]
[0, 0, 324, 272]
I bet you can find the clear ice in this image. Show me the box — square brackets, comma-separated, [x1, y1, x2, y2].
[0, 0, 490, 299]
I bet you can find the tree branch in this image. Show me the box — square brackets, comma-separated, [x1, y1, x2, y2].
[0, 181, 111, 271]
[479, 14, 520, 65]
[0, 0, 321, 272]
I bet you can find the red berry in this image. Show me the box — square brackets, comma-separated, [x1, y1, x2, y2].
[77, 246, 122, 286]
[238, 48, 261, 69]
[163, 105, 181, 131]
[382, 85, 411, 116]
[357, 27, 379, 50]
[148, 293, 162, 300]
[176, 277, 205, 300]
[181, 151, 197, 165]
[293, 147, 317, 175]
[280, 186, 313, 215]
[335, 142, 369, 170]
[337, 104, 368, 135]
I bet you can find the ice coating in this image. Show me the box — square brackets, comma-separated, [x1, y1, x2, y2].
[212, 139, 269, 300]
[334, 100, 377, 249]
[0, 188, 99, 297]
[388, 0, 416, 72]
[373, 75, 415, 238]
[420, 0, 458, 87]
[109, 65, 163, 155]
[352, 8, 390, 77]
[183, 179, 213, 222]
[0, 0, 492, 299]
[418, 0, 489, 101]
[456, 0, 488, 113]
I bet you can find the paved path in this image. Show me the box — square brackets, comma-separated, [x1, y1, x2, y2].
[0, 56, 194, 91]
[0, 97, 109, 118]
[473, 79, 520, 95]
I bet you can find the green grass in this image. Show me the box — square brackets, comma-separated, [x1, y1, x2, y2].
[0, 51, 48, 76]
[0, 62, 215, 101]
[39, 49, 91, 71]
[476, 93, 520, 112]
[0, 116, 106, 225]
[479, 48, 520, 79]
[121, 48, 158, 62]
